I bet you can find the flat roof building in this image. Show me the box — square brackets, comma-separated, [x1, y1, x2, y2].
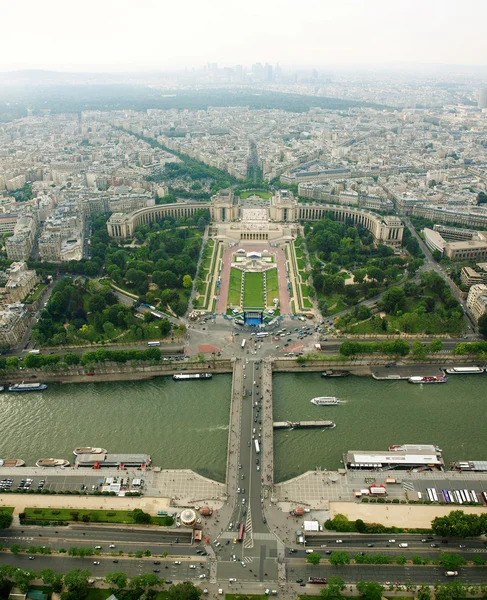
[345, 449, 444, 470]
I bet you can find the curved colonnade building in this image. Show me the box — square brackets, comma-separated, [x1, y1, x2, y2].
[107, 190, 403, 248]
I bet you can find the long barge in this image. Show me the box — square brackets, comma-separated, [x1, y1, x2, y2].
[172, 373, 212, 381]
[444, 367, 484, 374]
[408, 376, 447, 384]
[273, 420, 336, 429]
[8, 383, 47, 392]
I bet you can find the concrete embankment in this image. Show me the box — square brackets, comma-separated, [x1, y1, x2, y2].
[225, 358, 242, 494]
[0, 359, 233, 385]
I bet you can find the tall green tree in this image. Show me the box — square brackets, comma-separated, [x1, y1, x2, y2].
[321, 576, 346, 600]
[0, 512, 12, 529]
[328, 551, 350, 566]
[356, 581, 384, 600]
[105, 571, 128, 589]
[63, 568, 90, 598]
[167, 581, 203, 600]
[439, 553, 466, 570]
[306, 551, 321, 565]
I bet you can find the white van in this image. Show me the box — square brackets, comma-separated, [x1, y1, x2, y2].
[398, 543, 408, 548]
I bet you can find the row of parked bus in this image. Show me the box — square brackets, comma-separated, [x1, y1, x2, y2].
[424, 487, 481, 504]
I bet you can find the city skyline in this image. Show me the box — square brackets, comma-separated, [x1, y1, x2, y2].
[1, 0, 487, 73]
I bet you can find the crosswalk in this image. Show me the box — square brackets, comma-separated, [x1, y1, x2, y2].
[403, 481, 415, 491]
[243, 556, 254, 563]
[244, 507, 254, 548]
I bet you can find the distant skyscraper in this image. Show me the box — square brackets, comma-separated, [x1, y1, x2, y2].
[479, 88, 487, 109]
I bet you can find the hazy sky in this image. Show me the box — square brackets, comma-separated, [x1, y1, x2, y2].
[1, 0, 486, 72]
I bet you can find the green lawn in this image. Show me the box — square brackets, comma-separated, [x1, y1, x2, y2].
[319, 293, 347, 315]
[265, 269, 279, 304]
[24, 283, 46, 303]
[23, 507, 172, 527]
[86, 590, 113, 600]
[228, 268, 243, 307]
[227, 595, 268, 600]
[239, 190, 272, 199]
[243, 271, 265, 309]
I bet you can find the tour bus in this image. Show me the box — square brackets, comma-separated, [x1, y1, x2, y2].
[28, 349, 40, 355]
[148, 341, 161, 347]
[157, 511, 169, 516]
[241, 339, 247, 349]
[254, 439, 260, 454]
[238, 524, 245, 542]
[256, 332, 268, 338]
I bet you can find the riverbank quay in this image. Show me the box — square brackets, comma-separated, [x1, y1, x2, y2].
[0, 468, 225, 516]
[1, 354, 484, 385]
[0, 359, 233, 385]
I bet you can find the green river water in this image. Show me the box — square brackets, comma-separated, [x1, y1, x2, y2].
[0, 373, 485, 483]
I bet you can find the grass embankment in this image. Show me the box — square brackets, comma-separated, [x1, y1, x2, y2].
[243, 271, 265, 309]
[23, 507, 173, 526]
[239, 190, 272, 199]
[228, 267, 243, 307]
[265, 269, 279, 304]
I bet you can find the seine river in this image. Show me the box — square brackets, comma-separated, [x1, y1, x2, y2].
[273, 373, 487, 482]
[0, 376, 232, 482]
[0, 373, 485, 484]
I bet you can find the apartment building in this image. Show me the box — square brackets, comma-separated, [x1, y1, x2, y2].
[0, 303, 28, 348]
[1, 262, 39, 303]
[5, 214, 38, 260]
[466, 284, 487, 322]
[461, 266, 487, 288]
[38, 231, 62, 262]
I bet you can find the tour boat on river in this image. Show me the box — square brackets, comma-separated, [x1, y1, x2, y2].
[311, 396, 340, 406]
[172, 373, 212, 380]
[8, 382, 47, 392]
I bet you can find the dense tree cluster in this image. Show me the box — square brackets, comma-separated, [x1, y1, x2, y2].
[338, 271, 464, 335]
[32, 277, 172, 346]
[104, 221, 204, 315]
[305, 216, 419, 310]
[432, 510, 487, 537]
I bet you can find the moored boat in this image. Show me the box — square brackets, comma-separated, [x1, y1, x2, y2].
[0, 459, 25, 467]
[311, 396, 340, 406]
[36, 458, 70, 468]
[172, 373, 212, 380]
[73, 447, 107, 456]
[408, 376, 447, 384]
[8, 382, 47, 392]
[389, 444, 442, 453]
[445, 367, 484, 374]
[321, 370, 350, 378]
